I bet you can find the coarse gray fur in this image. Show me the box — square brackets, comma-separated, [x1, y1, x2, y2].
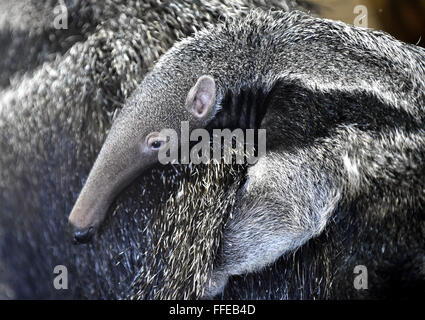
[0, 0, 316, 299]
[69, 9, 425, 297]
[1, 1, 424, 300]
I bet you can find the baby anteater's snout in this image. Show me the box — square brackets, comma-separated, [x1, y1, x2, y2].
[71, 226, 95, 244]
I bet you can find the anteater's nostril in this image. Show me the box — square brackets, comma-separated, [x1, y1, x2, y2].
[72, 226, 95, 244]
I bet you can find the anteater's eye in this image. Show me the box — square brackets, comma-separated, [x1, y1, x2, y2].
[151, 140, 163, 150]
[146, 133, 168, 152]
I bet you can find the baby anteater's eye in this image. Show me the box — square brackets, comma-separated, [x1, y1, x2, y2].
[146, 133, 167, 151]
[151, 140, 163, 150]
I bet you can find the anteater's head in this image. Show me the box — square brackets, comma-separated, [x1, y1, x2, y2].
[68, 69, 218, 243]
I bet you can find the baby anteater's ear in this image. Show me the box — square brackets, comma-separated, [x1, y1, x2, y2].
[186, 75, 216, 119]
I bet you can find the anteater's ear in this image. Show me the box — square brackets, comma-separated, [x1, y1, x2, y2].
[186, 75, 216, 119]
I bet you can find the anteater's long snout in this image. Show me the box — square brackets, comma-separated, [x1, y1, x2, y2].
[68, 204, 103, 245]
[68, 133, 147, 244]
[68, 186, 114, 244]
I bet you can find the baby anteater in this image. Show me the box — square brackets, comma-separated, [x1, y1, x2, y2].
[68, 9, 425, 297]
